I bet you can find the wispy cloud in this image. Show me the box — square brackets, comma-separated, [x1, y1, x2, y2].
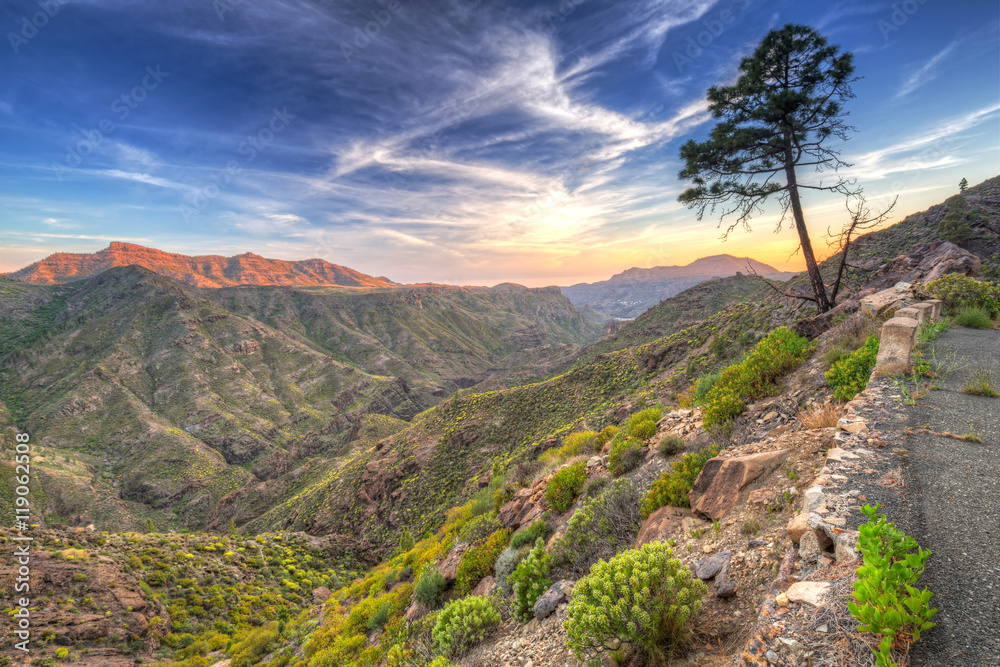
[895, 41, 957, 100]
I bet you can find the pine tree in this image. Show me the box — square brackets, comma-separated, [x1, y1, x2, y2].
[959, 177, 968, 193]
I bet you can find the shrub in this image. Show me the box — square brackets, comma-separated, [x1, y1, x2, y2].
[414, 566, 447, 608]
[928, 273, 1000, 318]
[455, 529, 510, 595]
[580, 475, 609, 499]
[54, 648, 70, 661]
[825, 334, 880, 401]
[494, 545, 529, 596]
[550, 479, 643, 577]
[398, 527, 415, 554]
[564, 541, 707, 664]
[702, 328, 813, 428]
[628, 419, 657, 440]
[607, 435, 645, 476]
[368, 602, 390, 631]
[596, 426, 618, 447]
[510, 520, 550, 550]
[641, 446, 719, 517]
[693, 371, 721, 403]
[432, 594, 501, 656]
[954, 306, 994, 329]
[849, 504, 937, 667]
[546, 462, 588, 513]
[657, 434, 684, 457]
[563, 431, 600, 455]
[457, 514, 502, 545]
[626, 407, 661, 431]
[509, 538, 551, 622]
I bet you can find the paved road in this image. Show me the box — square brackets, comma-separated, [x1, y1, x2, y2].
[884, 327, 1000, 666]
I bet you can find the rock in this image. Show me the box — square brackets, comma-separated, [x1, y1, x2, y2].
[747, 539, 768, 549]
[634, 506, 692, 547]
[498, 479, 547, 531]
[798, 529, 822, 562]
[762, 411, 778, 422]
[438, 543, 469, 581]
[861, 287, 908, 316]
[803, 485, 824, 513]
[825, 516, 847, 527]
[403, 601, 428, 621]
[688, 449, 789, 520]
[586, 456, 602, 469]
[779, 637, 806, 653]
[311, 586, 331, 603]
[835, 418, 868, 435]
[694, 550, 732, 580]
[785, 581, 832, 607]
[714, 560, 737, 598]
[534, 581, 571, 620]
[775, 592, 789, 607]
[748, 487, 778, 507]
[472, 575, 496, 598]
[786, 513, 810, 543]
[835, 531, 860, 564]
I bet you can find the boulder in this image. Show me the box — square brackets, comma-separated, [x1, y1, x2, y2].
[785, 581, 831, 607]
[437, 543, 469, 582]
[714, 560, 737, 598]
[403, 601, 428, 621]
[861, 288, 908, 317]
[694, 550, 732, 580]
[311, 586, 331, 603]
[786, 513, 810, 543]
[635, 506, 693, 547]
[472, 575, 496, 598]
[688, 450, 789, 520]
[498, 479, 547, 531]
[534, 580, 571, 620]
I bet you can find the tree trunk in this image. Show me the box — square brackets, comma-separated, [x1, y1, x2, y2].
[783, 137, 832, 312]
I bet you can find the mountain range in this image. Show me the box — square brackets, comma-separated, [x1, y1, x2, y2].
[561, 254, 794, 318]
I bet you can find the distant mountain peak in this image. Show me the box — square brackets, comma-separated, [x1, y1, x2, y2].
[5, 242, 397, 289]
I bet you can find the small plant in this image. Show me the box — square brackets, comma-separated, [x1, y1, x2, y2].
[414, 566, 447, 608]
[546, 462, 588, 513]
[510, 519, 550, 550]
[494, 546, 528, 596]
[962, 360, 999, 397]
[657, 434, 684, 457]
[962, 425, 983, 443]
[741, 516, 763, 535]
[641, 446, 719, 517]
[787, 468, 799, 481]
[797, 402, 841, 429]
[826, 334, 880, 401]
[509, 538, 552, 622]
[457, 514, 502, 545]
[954, 306, 994, 329]
[916, 319, 950, 346]
[848, 504, 937, 667]
[367, 602, 390, 631]
[687, 527, 705, 540]
[564, 541, 706, 665]
[607, 435, 646, 476]
[711, 520, 721, 534]
[550, 479, 643, 576]
[432, 594, 501, 656]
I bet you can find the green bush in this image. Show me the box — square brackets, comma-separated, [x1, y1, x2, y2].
[510, 519, 550, 550]
[825, 334, 880, 400]
[494, 545, 529, 596]
[848, 504, 937, 667]
[508, 538, 551, 622]
[641, 446, 718, 517]
[626, 407, 662, 431]
[455, 529, 510, 595]
[546, 462, 588, 513]
[550, 479, 643, 576]
[954, 306, 994, 329]
[432, 594, 501, 656]
[414, 566, 447, 608]
[607, 435, 646, 476]
[628, 419, 658, 440]
[928, 273, 1000, 318]
[657, 434, 684, 457]
[694, 371, 721, 403]
[581, 475, 609, 499]
[562, 431, 599, 455]
[702, 328, 814, 428]
[564, 541, 707, 664]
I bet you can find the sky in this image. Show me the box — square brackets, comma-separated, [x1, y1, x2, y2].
[1, 0, 998, 286]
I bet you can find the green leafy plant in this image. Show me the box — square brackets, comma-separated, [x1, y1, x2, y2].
[509, 538, 552, 622]
[494, 546, 528, 596]
[455, 528, 510, 595]
[702, 328, 814, 427]
[927, 273, 1000, 318]
[826, 334, 880, 401]
[432, 594, 501, 656]
[628, 419, 658, 440]
[564, 541, 707, 665]
[414, 566, 447, 608]
[546, 462, 588, 513]
[848, 504, 937, 667]
[641, 446, 718, 517]
[511, 519, 550, 550]
[607, 435, 646, 476]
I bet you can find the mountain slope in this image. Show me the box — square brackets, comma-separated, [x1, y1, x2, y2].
[4, 241, 397, 288]
[561, 254, 791, 318]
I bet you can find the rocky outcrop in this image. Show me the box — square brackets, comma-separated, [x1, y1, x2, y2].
[689, 450, 789, 520]
[635, 506, 692, 547]
[498, 477, 549, 531]
[866, 240, 980, 289]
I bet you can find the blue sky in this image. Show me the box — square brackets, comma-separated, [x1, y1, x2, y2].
[1, 0, 997, 285]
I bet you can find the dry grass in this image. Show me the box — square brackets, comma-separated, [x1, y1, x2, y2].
[798, 402, 842, 429]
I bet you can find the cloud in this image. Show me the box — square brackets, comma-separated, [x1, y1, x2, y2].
[895, 42, 957, 100]
[93, 169, 187, 189]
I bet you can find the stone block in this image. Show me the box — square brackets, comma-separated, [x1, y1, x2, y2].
[911, 302, 933, 323]
[861, 287, 906, 316]
[896, 306, 920, 321]
[688, 450, 789, 520]
[925, 299, 943, 319]
[873, 317, 918, 378]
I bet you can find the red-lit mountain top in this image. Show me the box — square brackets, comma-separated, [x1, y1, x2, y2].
[5, 242, 397, 288]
